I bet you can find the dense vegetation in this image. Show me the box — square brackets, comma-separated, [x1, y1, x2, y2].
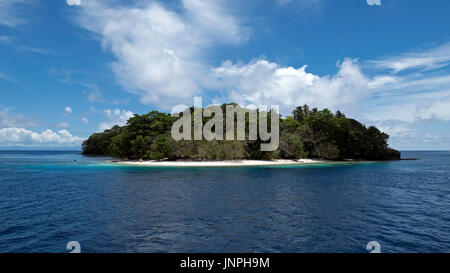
[82, 104, 400, 161]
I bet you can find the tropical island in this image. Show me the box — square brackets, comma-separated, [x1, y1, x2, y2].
[82, 104, 401, 165]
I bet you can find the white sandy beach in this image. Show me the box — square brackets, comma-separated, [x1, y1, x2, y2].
[111, 159, 328, 167]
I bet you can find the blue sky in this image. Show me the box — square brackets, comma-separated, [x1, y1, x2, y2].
[1, 0, 450, 150]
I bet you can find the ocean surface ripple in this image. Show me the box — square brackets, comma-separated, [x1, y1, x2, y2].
[0, 151, 449, 253]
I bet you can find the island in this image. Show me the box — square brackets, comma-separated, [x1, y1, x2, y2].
[82, 104, 401, 164]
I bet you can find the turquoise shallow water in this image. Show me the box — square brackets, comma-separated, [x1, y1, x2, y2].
[0, 150, 449, 253]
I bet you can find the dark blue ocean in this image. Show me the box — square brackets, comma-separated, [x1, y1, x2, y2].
[0, 151, 449, 253]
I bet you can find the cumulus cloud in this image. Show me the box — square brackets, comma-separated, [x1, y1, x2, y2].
[0, 109, 39, 128]
[72, 0, 368, 114]
[414, 96, 450, 122]
[65, 106, 72, 114]
[68, 1, 449, 150]
[374, 118, 450, 150]
[99, 109, 134, 131]
[375, 120, 415, 138]
[66, 0, 81, 6]
[361, 87, 450, 145]
[0, 109, 82, 147]
[81, 117, 89, 124]
[0, 128, 83, 146]
[213, 58, 369, 114]
[72, 0, 248, 109]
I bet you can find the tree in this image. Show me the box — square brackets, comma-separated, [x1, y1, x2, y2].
[279, 134, 308, 159]
[82, 104, 400, 161]
[313, 142, 340, 160]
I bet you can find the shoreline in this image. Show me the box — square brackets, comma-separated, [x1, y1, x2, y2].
[110, 159, 342, 167]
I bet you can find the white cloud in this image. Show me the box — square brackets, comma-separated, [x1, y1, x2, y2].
[368, 75, 399, 89]
[73, 0, 247, 109]
[360, 91, 450, 128]
[367, 0, 381, 6]
[375, 120, 416, 139]
[277, 0, 320, 7]
[415, 96, 450, 122]
[354, 44, 450, 150]
[213, 58, 369, 114]
[0, 36, 11, 44]
[0, 0, 28, 27]
[370, 43, 450, 73]
[66, 0, 81, 6]
[374, 119, 450, 150]
[88, 90, 105, 103]
[182, 0, 247, 43]
[72, 0, 367, 114]
[57, 122, 70, 128]
[361, 43, 450, 131]
[99, 109, 134, 131]
[0, 128, 83, 147]
[69, 1, 450, 149]
[81, 117, 89, 124]
[0, 109, 39, 127]
[65, 106, 72, 114]
[0, 109, 82, 147]
[0, 72, 15, 84]
[17, 45, 51, 55]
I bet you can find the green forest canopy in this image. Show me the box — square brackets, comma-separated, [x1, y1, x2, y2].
[82, 104, 401, 161]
